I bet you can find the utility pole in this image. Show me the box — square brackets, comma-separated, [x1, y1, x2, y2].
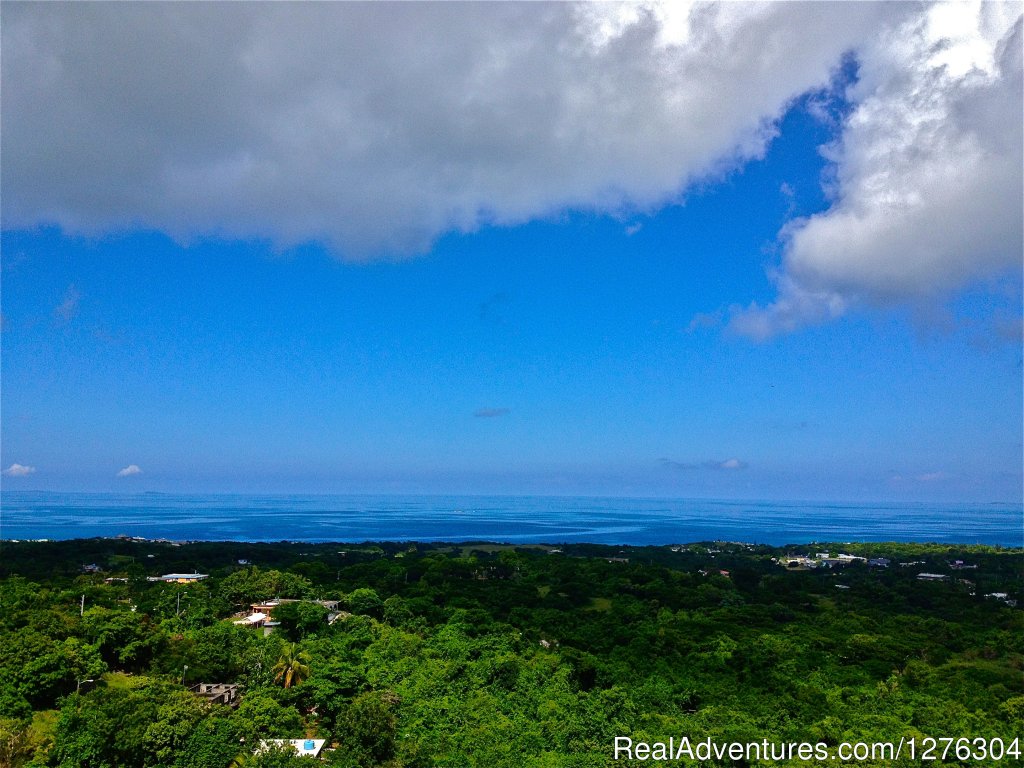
[80, 594, 85, 616]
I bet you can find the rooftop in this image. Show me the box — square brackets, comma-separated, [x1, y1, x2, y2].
[259, 739, 326, 759]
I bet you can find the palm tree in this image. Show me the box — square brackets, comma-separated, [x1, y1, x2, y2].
[272, 643, 311, 689]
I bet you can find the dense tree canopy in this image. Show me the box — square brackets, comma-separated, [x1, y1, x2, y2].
[0, 539, 1020, 766]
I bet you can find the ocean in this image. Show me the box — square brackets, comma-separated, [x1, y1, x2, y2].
[1, 492, 1020, 546]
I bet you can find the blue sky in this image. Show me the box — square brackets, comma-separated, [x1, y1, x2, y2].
[2, 3, 1021, 502]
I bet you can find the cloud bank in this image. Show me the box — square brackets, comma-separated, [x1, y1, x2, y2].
[117, 465, 143, 477]
[3, 2, 900, 257]
[3, 3, 1019, 333]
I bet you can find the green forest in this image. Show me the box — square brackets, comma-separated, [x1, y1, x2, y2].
[0, 538, 1021, 767]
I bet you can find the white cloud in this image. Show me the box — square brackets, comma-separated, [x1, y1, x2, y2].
[117, 464, 142, 477]
[6, 3, 1017, 331]
[2, 463, 36, 477]
[717, 458, 746, 471]
[732, 3, 1022, 338]
[2, 2, 907, 257]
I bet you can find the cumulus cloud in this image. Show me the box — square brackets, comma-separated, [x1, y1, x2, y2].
[716, 458, 747, 471]
[733, 3, 1023, 338]
[474, 407, 510, 419]
[2, 463, 36, 477]
[2, 2, 906, 257]
[117, 464, 142, 477]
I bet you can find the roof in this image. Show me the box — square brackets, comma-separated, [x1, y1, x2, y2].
[259, 739, 326, 758]
[233, 612, 267, 625]
[154, 572, 209, 581]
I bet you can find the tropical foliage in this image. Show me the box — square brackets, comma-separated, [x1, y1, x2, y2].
[0, 539, 1020, 766]
[272, 643, 311, 689]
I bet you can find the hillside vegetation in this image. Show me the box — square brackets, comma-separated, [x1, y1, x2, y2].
[0, 539, 1021, 766]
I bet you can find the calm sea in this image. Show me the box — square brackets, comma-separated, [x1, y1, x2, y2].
[1, 492, 1021, 546]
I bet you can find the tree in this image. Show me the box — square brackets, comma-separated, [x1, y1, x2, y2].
[0, 631, 105, 710]
[272, 644, 311, 689]
[177, 716, 243, 768]
[82, 607, 165, 672]
[230, 694, 303, 744]
[0, 716, 33, 768]
[142, 690, 206, 765]
[271, 602, 328, 641]
[230, 742, 309, 768]
[337, 690, 398, 766]
[50, 685, 159, 768]
[220, 569, 313, 607]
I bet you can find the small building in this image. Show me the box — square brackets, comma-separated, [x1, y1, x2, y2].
[985, 592, 1018, 607]
[868, 558, 891, 568]
[259, 739, 326, 759]
[949, 560, 978, 570]
[148, 572, 209, 583]
[917, 573, 948, 581]
[190, 682, 241, 707]
[250, 599, 340, 614]
[782, 555, 816, 569]
[237, 599, 341, 635]
[262, 621, 281, 636]
[251, 599, 284, 614]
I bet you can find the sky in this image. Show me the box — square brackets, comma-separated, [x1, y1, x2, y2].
[1, 1, 1022, 502]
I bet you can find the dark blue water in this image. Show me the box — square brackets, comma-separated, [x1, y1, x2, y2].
[1, 492, 1020, 546]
